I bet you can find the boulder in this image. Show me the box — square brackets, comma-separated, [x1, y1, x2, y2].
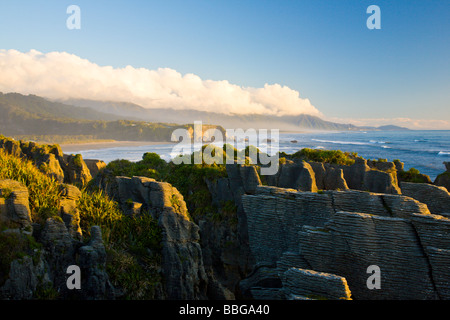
[281, 268, 352, 300]
[278, 161, 317, 192]
[324, 167, 348, 191]
[37, 153, 65, 183]
[342, 158, 370, 190]
[239, 165, 262, 194]
[434, 162, 450, 192]
[60, 154, 92, 187]
[84, 159, 107, 178]
[59, 184, 83, 240]
[77, 226, 115, 300]
[363, 170, 401, 194]
[309, 162, 326, 190]
[401, 182, 450, 215]
[0, 179, 32, 232]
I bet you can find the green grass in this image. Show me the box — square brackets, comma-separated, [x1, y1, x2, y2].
[0, 144, 163, 300]
[106, 150, 228, 220]
[77, 187, 163, 299]
[0, 149, 61, 224]
[398, 167, 432, 183]
[287, 148, 358, 166]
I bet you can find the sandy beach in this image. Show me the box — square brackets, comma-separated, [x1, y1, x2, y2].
[60, 140, 174, 153]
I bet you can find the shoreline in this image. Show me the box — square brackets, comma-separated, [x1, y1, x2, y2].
[60, 140, 174, 153]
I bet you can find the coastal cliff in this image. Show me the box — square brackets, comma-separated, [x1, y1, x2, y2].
[0, 136, 449, 300]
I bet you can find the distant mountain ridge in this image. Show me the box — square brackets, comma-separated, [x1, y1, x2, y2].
[0, 92, 224, 142]
[61, 98, 410, 132]
[0, 92, 121, 121]
[0, 93, 409, 142]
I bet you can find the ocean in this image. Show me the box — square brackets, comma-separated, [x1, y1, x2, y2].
[68, 130, 450, 181]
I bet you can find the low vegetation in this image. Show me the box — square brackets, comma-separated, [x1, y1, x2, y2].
[0, 149, 61, 224]
[0, 147, 163, 299]
[284, 148, 358, 166]
[398, 167, 432, 184]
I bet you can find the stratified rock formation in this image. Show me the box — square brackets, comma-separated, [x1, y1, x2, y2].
[97, 175, 208, 300]
[268, 158, 400, 194]
[434, 161, 450, 193]
[0, 179, 33, 232]
[0, 137, 105, 187]
[2, 136, 450, 301]
[240, 185, 450, 300]
[401, 182, 450, 216]
[281, 268, 352, 300]
[0, 180, 114, 300]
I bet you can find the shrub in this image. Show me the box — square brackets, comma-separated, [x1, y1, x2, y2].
[77, 187, 163, 299]
[398, 167, 432, 183]
[291, 148, 357, 166]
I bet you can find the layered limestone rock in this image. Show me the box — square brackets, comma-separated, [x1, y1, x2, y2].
[36, 153, 65, 183]
[0, 137, 97, 187]
[78, 226, 115, 300]
[0, 254, 50, 300]
[274, 161, 318, 192]
[324, 167, 349, 191]
[281, 268, 352, 300]
[0, 177, 114, 300]
[199, 163, 257, 298]
[84, 159, 107, 178]
[0, 139, 23, 158]
[242, 186, 430, 268]
[298, 212, 438, 300]
[240, 185, 449, 300]
[434, 162, 450, 193]
[401, 182, 450, 215]
[0, 179, 32, 232]
[59, 184, 83, 240]
[100, 175, 208, 299]
[341, 158, 369, 190]
[266, 157, 400, 194]
[60, 154, 92, 187]
[341, 158, 401, 194]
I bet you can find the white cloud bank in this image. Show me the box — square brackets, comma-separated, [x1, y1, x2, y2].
[0, 49, 321, 117]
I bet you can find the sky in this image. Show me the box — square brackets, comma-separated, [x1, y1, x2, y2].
[0, 0, 449, 129]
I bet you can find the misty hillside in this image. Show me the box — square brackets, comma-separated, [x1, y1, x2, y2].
[60, 98, 359, 131]
[0, 93, 409, 144]
[0, 92, 121, 121]
[61, 98, 410, 132]
[0, 92, 223, 142]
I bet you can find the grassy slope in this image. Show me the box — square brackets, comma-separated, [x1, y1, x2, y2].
[0, 147, 162, 299]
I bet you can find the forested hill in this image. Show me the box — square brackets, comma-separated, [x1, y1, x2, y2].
[0, 92, 223, 142]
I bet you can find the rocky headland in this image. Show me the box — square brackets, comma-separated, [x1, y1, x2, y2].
[0, 136, 449, 300]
